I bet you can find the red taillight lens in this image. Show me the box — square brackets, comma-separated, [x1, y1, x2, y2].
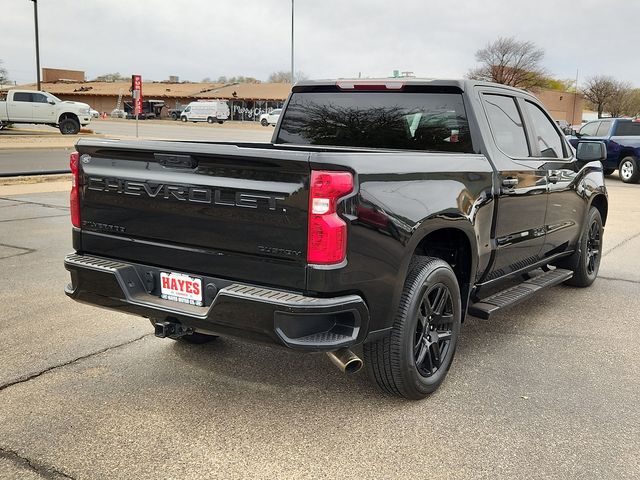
[307, 170, 353, 264]
[69, 151, 81, 228]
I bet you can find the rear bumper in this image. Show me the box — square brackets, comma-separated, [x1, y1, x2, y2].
[64, 253, 369, 351]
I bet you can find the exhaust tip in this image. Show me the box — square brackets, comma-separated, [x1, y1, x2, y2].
[327, 348, 363, 375]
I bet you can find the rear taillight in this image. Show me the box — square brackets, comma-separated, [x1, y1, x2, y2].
[69, 151, 81, 228]
[307, 170, 354, 264]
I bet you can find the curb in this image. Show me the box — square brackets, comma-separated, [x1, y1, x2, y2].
[0, 173, 72, 186]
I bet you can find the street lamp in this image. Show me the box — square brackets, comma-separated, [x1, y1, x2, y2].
[291, 0, 294, 85]
[30, 0, 41, 90]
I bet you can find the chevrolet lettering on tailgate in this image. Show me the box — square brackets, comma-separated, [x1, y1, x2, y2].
[87, 177, 286, 210]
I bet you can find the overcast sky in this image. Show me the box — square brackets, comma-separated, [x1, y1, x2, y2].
[2, 0, 639, 86]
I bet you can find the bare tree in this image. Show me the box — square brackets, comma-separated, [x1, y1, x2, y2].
[467, 37, 547, 90]
[92, 72, 128, 82]
[624, 89, 640, 117]
[268, 70, 307, 83]
[582, 76, 618, 118]
[607, 80, 632, 118]
[0, 60, 8, 84]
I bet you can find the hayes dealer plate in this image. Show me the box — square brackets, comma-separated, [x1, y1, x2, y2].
[160, 272, 203, 306]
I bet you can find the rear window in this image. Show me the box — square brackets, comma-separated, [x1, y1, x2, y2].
[614, 121, 640, 136]
[276, 92, 473, 152]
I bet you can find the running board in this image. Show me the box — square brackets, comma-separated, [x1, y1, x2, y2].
[468, 268, 573, 320]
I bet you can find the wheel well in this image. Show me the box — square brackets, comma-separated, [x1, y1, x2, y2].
[591, 194, 608, 226]
[413, 228, 473, 312]
[618, 150, 637, 165]
[58, 112, 79, 124]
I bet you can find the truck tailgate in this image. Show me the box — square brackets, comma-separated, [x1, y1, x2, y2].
[75, 140, 310, 289]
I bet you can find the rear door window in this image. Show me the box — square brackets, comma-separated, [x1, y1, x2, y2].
[524, 101, 565, 158]
[277, 91, 473, 152]
[483, 94, 529, 158]
[13, 92, 33, 102]
[614, 121, 640, 136]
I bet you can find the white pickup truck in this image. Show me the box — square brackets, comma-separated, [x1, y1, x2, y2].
[0, 89, 92, 134]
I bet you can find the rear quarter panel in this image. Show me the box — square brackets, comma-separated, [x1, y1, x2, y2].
[306, 150, 495, 335]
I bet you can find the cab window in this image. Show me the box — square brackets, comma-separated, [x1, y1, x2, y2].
[524, 101, 565, 158]
[596, 120, 612, 136]
[579, 122, 600, 137]
[13, 92, 32, 102]
[483, 94, 529, 158]
[32, 93, 49, 104]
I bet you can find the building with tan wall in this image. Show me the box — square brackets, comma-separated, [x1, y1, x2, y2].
[532, 89, 583, 125]
[42, 68, 85, 83]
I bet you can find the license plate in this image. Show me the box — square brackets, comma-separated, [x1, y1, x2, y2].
[160, 272, 203, 307]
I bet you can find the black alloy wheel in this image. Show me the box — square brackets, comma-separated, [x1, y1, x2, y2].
[414, 283, 455, 378]
[561, 206, 603, 287]
[585, 216, 602, 277]
[59, 118, 80, 135]
[364, 257, 461, 399]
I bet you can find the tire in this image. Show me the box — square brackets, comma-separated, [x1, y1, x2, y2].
[363, 257, 462, 400]
[171, 112, 178, 120]
[207, 117, 214, 124]
[619, 156, 640, 183]
[217, 120, 224, 124]
[603, 168, 615, 176]
[59, 118, 80, 135]
[261, 118, 268, 126]
[180, 116, 187, 122]
[559, 207, 603, 287]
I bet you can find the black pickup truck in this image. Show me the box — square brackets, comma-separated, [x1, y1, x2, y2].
[64, 79, 608, 399]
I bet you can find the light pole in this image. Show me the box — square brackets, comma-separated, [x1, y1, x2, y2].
[31, 0, 41, 90]
[291, 0, 294, 85]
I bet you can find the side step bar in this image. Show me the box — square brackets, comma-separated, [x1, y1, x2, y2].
[468, 268, 573, 320]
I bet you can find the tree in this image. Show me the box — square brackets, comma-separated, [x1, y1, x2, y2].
[217, 75, 261, 84]
[92, 72, 128, 82]
[467, 37, 547, 90]
[607, 80, 632, 118]
[582, 76, 618, 118]
[0, 60, 8, 84]
[267, 70, 307, 83]
[542, 77, 576, 92]
[623, 89, 640, 117]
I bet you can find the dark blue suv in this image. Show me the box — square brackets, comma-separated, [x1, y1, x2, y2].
[569, 118, 640, 183]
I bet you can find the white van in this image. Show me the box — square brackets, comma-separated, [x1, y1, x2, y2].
[180, 100, 230, 124]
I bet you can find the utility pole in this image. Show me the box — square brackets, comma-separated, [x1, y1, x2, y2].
[291, 0, 295, 85]
[571, 69, 579, 125]
[31, 0, 41, 90]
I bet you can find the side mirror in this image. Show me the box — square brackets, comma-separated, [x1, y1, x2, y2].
[48, 100, 55, 105]
[576, 141, 606, 162]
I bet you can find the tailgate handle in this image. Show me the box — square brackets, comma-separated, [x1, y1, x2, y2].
[155, 153, 197, 169]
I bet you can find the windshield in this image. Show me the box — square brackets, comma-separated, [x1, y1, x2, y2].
[46, 92, 61, 102]
[276, 91, 472, 152]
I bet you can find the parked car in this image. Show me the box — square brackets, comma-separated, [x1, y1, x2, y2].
[110, 109, 126, 119]
[0, 89, 92, 134]
[180, 100, 229, 124]
[64, 79, 607, 399]
[124, 99, 166, 120]
[259, 108, 282, 126]
[568, 118, 640, 183]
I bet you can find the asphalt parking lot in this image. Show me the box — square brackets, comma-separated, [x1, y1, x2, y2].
[0, 175, 639, 479]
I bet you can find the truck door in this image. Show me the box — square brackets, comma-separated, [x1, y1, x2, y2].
[31, 92, 57, 123]
[480, 92, 548, 280]
[7, 92, 33, 122]
[521, 100, 586, 259]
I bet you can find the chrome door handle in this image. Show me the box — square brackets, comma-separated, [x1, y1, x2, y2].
[502, 177, 518, 188]
[547, 170, 560, 183]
